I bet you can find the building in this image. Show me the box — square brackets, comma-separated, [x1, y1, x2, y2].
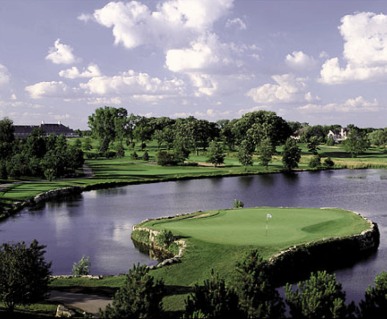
[13, 121, 78, 139]
[327, 127, 348, 143]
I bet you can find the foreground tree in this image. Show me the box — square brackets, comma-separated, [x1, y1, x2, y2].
[185, 271, 244, 319]
[359, 272, 387, 319]
[285, 271, 354, 319]
[238, 139, 254, 168]
[282, 138, 301, 171]
[257, 138, 273, 168]
[0, 240, 52, 313]
[235, 250, 285, 319]
[101, 264, 164, 319]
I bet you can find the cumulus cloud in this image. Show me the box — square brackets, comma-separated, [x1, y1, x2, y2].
[80, 69, 185, 96]
[247, 74, 307, 104]
[25, 81, 71, 99]
[0, 64, 10, 86]
[46, 39, 80, 64]
[59, 64, 102, 79]
[299, 96, 379, 113]
[320, 12, 387, 84]
[285, 51, 316, 70]
[225, 17, 247, 30]
[90, 0, 233, 49]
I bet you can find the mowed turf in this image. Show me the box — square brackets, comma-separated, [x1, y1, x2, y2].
[145, 207, 369, 249]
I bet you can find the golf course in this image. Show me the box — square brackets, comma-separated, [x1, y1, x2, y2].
[135, 207, 373, 287]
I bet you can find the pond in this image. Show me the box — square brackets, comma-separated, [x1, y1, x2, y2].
[1, 169, 386, 302]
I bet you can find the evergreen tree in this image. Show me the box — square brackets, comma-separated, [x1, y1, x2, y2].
[235, 250, 285, 319]
[285, 271, 354, 319]
[359, 271, 387, 319]
[101, 264, 164, 319]
[185, 271, 244, 319]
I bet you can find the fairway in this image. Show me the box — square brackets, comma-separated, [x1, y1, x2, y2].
[144, 207, 369, 249]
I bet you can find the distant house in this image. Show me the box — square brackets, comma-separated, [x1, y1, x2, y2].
[327, 127, 348, 143]
[13, 121, 78, 139]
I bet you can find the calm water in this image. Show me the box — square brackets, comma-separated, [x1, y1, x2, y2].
[1, 169, 386, 302]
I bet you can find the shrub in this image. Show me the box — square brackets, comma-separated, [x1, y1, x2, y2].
[308, 155, 321, 168]
[155, 230, 175, 248]
[233, 199, 244, 208]
[323, 157, 335, 168]
[72, 256, 91, 276]
[157, 151, 180, 166]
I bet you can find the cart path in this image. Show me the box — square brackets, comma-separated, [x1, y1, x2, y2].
[49, 290, 111, 316]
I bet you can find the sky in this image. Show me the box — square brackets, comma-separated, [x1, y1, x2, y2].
[1, 0, 387, 130]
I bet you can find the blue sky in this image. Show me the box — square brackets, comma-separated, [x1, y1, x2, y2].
[1, 0, 387, 129]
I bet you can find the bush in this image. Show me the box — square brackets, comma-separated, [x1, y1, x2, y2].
[130, 151, 139, 160]
[72, 256, 91, 276]
[155, 230, 175, 248]
[323, 157, 335, 168]
[308, 155, 321, 168]
[233, 199, 244, 208]
[157, 151, 180, 166]
[143, 150, 150, 161]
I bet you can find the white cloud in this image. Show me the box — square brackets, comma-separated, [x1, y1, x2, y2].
[247, 74, 307, 104]
[299, 96, 379, 113]
[25, 81, 71, 99]
[320, 12, 387, 84]
[46, 39, 80, 65]
[225, 17, 247, 30]
[285, 51, 316, 70]
[59, 64, 102, 79]
[0, 64, 10, 86]
[80, 69, 185, 96]
[91, 0, 233, 49]
[188, 73, 218, 96]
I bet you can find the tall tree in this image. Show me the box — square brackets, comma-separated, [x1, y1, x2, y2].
[0, 117, 14, 160]
[282, 138, 301, 171]
[238, 139, 254, 167]
[0, 240, 52, 313]
[257, 138, 273, 168]
[235, 250, 285, 319]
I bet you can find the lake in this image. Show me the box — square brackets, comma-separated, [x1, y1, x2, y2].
[1, 169, 386, 302]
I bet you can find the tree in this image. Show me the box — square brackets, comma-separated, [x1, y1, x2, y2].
[309, 154, 321, 168]
[235, 250, 285, 319]
[207, 141, 225, 167]
[258, 138, 273, 168]
[368, 129, 387, 147]
[285, 271, 354, 319]
[0, 240, 52, 313]
[0, 117, 14, 161]
[238, 139, 254, 167]
[72, 256, 91, 276]
[184, 270, 244, 319]
[101, 264, 164, 319]
[359, 271, 387, 319]
[307, 136, 320, 155]
[343, 127, 370, 157]
[282, 138, 301, 171]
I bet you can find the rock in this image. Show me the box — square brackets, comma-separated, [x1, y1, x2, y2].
[55, 304, 76, 318]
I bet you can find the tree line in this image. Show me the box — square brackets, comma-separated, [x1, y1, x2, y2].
[0, 118, 84, 180]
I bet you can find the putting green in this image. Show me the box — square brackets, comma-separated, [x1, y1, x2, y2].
[144, 207, 369, 248]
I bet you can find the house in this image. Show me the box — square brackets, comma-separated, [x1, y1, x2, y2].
[13, 121, 78, 139]
[327, 127, 348, 143]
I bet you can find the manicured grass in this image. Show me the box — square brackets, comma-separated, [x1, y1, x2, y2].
[140, 207, 369, 287]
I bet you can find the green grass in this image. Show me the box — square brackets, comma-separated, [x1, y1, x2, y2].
[139, 207, 369, 287]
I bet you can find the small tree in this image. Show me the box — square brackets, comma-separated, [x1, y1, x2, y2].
[323, 157, 335, 168]
[207, 140, 225, 167]
[343, 127, 370, 157]
[238, 139, 254, 168]
[72, 256, 91, 276]
[359, 271, 387, 319]
[233, 199, 244, 208]
[285, 271, 354, 319]
[184, 270, 244, 319]
[258, 138, 273, 168]
[308, 154, 321, 168]
[0, 240, 52, 313]
[235, 250, 285, 319]
[282, 138, 301, 171]
[101, 264, 165, 319]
